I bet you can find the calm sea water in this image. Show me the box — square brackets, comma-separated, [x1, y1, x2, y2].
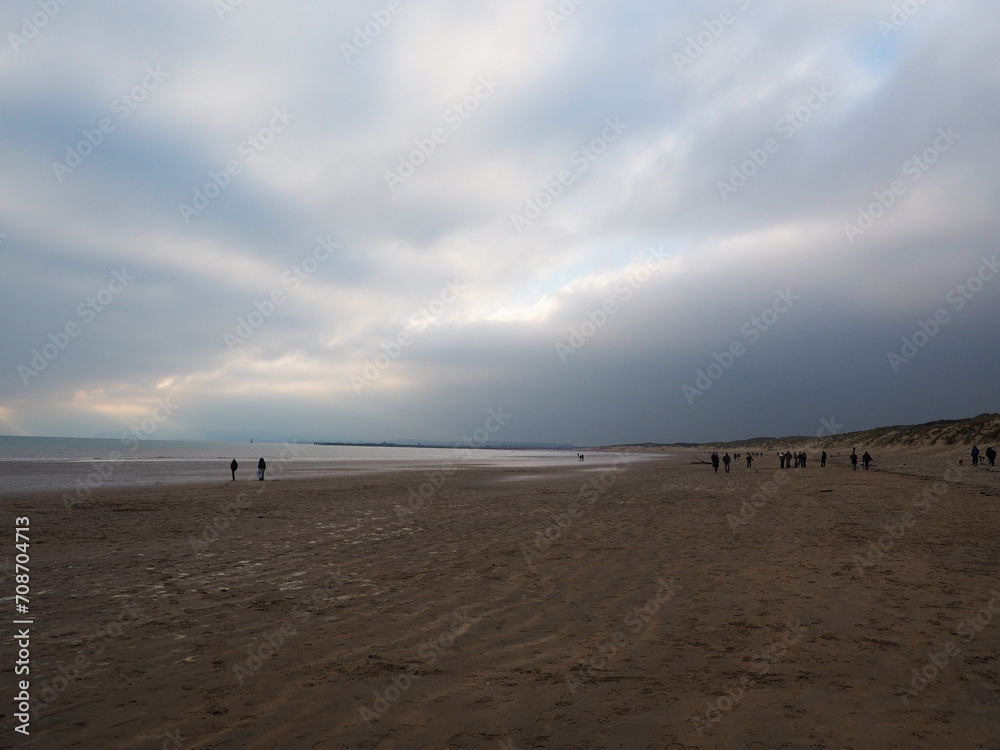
[0, 436, 626, 496]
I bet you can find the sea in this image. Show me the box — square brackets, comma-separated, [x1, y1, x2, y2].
[0, 436, 633, 497]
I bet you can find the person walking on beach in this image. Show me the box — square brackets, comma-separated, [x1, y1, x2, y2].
[850, 450, 858, 471]
[862, 451, 873, 470]
[723, 452, 731, 473]
[257, 457, 266, 481]
[820, 450, 827, 467]
[800, 451, 807, 468]
[780, 452, 785, 469]
[230, 458, 238, 480]
[986, 445, 997, 467]
[972, 445, 980, 466]
[711, 452, 720, 473]
[746, 453, 754, 469]
[784, 451, 794, 469]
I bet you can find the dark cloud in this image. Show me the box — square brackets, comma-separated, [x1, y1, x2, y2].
[1, 1, 997, 444]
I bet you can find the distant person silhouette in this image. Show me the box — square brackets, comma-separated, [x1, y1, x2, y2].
[784, 451, 793, 469]
[820, 451, 827, 467]
[746, 453, 753, 469]
[862, 451, 872, 470]
[799, 451, 807, 468]
[780, 453, 785, 469]
[972, 445, 980, 466]
[711, 452, 720, 473]
[257, 457, 266, 481]
[723, 453, 731, 473]
[230, 459, 238, 480]
[850, 451, 858, 471]
[986, 445, 997, 467]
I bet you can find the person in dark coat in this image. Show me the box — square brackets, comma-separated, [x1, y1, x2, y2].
[972, 445, 980, 466]
[850, 451, 858, 471]
[723, 453, 731, 473]
[780, 453, 785, 469]
[257, 457, 266, 481]
[230, 458, 238, 480]
[820, 450, 827, 467]
[986, 445, 997, 467]
[862, 451, 872, 470]
[746, 453, 753, 469]
[711, 452, 720, 473]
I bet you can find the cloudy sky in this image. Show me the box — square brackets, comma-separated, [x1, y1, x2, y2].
[1, 0, 998, 446]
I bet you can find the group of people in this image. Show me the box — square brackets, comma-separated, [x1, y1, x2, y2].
[971, 445, 997, 466]
[710, 451, 763, 473]
[230, 457, 267, 481]
[708, 443, 997, 473]
[778, 451, 815, 469]
[707, 448, 884, 472]
[849, 449, 873, 471]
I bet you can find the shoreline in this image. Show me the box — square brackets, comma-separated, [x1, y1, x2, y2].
[0, 449, 650, 499]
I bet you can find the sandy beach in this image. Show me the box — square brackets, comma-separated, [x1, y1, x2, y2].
[3, 449, 999, 749]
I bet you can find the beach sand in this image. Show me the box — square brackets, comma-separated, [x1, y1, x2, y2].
[3, 450, 999, 749]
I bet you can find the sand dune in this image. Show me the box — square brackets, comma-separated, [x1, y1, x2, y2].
[602, 412, 1000, 455]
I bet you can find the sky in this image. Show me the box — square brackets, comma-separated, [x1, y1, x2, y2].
[1, 0, 998, 446]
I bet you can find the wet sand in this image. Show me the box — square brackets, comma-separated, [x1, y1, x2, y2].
[2, 450, 999, 749]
